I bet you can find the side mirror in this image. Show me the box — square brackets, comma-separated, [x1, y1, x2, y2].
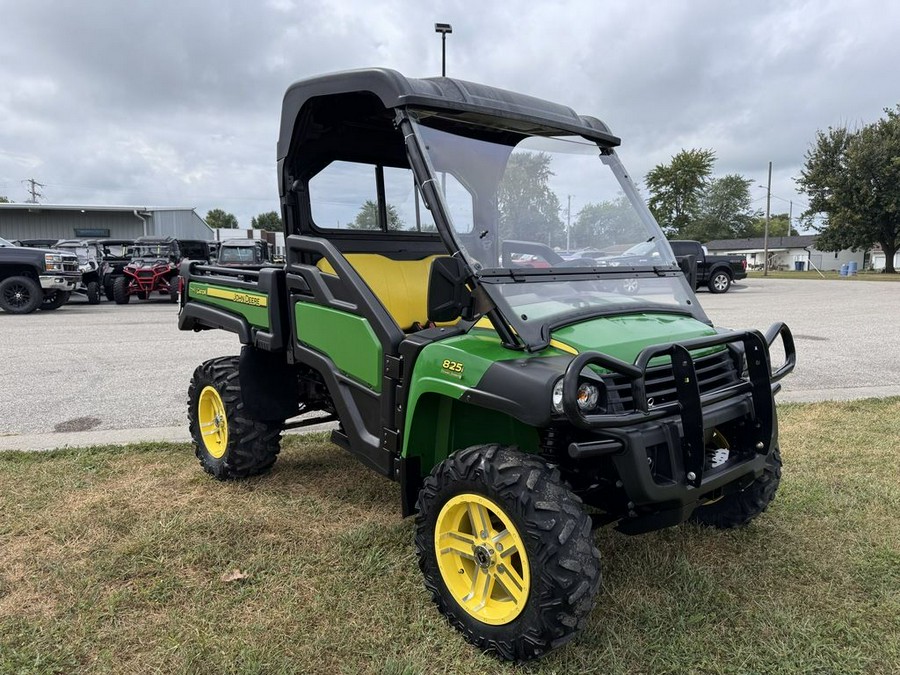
[428, 257, 472, 323]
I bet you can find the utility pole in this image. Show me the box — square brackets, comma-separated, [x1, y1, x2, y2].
[763, 162, 772, 276]
[788, 200, 793, 236]
[566, 194, 572, 251]
[22, 178, 44, 203]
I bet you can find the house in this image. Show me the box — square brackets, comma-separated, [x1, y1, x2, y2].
[704, 235, 866, 272]
[868, 244, 900, 271]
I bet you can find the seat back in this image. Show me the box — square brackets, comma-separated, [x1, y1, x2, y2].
[317, 254, 446, 330]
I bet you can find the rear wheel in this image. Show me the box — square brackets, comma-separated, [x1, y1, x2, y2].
[415, 444, 601, 662]
[188, 356, 282, 479]
[40, 291, 70, 310]
[86, 280, 101, 304]
[113, 275, 131, 304]
[690, 449, 782, 528]
[168, 281, 179, 303]
[0, 276, 43, 314]
[104, 277, 115, 302]
[708, 270, 732, 293]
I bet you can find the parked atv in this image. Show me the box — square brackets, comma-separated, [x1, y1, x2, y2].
[114, 236, 180, 304]
[215, 239, 272, 267]
[54, 239, 108, 304]
[98, 239, 135, 300]
[179, 69, 796, 661]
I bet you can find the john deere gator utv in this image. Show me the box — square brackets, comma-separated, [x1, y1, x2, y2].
[179, 69, 795, 661]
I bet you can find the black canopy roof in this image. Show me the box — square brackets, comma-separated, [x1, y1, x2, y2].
[277, 68, 620, 160]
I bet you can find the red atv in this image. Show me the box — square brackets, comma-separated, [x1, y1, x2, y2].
[113, 236, 181, 304]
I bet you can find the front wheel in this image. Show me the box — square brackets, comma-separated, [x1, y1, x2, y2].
[86, 280, 101, 304]
[188, 356, 282, 479]
[113, 275, 131, 304]
[708, 270, 732, 293]
[415, 444, 601, 662]
[40, 290, 70, 311]
[0, 276, 43, 314]
[690, 449, 782, 528]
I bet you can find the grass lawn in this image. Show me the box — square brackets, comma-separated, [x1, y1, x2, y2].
[747, 269, 900, 281]
[2, 398, 899, 674]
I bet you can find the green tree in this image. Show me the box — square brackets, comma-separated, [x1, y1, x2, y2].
[571, 196, 640, 249]
[349, 200, 404, 230]
[684, 174, 759, 241]
[206, 208, 238, 229]
[251, 211, 282, 232]
[497, 152, 563, 245]
[742, 213, 797, 239]
[797, 106, 900, 273]
[0, 196, 10, 203]
[645, 148, 716, 236]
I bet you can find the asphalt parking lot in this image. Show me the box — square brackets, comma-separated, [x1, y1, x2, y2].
[0, 277, 897, 450]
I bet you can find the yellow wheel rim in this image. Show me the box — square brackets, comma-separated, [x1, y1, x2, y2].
[198, 385, 228, 458]
[435, 493, 530, 625]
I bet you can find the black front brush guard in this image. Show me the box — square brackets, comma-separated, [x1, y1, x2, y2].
[561, 323, 795, 488]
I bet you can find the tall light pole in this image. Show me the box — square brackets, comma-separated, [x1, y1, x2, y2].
[763, 161, 772, 276]
[435, 23, 452, 77]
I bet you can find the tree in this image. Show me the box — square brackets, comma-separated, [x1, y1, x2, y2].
[743, 213, 797, 239]
[349, 200, 404, 230]
[684, 174, 760, 241]
[797, 106, 900, 273]
[571, 196, 639, 249]
[497, 151, 563, 245]
[206, 208, 238, 229]
[645, 149, 716, 237]
[0, 196, 10, 203]
[251, 211, 282, 232]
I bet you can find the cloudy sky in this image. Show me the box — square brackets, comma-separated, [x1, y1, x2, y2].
[1, 0, 897, 231]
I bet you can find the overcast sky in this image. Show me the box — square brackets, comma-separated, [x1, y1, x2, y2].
[1, 0, 897, 231]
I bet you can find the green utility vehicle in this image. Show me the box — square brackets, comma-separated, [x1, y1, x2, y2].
[179, 69, 795, 661]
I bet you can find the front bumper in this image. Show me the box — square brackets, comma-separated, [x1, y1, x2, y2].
[39, 273, 80, 292]
[563, 323, 795, 532]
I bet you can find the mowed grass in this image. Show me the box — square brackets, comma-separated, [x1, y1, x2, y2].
[1, 399, 899, 674]
[747, 269, 900, 281]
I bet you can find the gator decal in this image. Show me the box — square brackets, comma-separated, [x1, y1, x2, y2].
[188, 282, 270, 329]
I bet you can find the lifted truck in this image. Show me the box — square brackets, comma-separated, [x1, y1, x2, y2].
[178, 69, 796, 661]
[0, 236, 81, 314]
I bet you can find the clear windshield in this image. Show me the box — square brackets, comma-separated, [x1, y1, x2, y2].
[134, 244, 175, 259]
[0, 237, 13, 247]
[412, 116, 698, 327]
[219, 247, 258, 263]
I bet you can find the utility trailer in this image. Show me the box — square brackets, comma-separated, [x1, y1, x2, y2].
[178, 68, 795, 661]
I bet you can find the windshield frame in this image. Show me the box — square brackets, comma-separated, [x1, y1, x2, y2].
[401, 110, 707, 351]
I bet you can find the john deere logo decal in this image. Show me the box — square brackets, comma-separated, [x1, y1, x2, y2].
[194, 285, 268, 308]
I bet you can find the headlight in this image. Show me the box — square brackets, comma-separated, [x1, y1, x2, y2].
[551, 378, 564, 414]
[577, 383, 600, 411]
[44, 253, 64, 271]
[552, 379, 601, 413]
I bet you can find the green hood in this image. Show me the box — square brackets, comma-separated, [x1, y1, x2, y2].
[550, 313, 718, 364]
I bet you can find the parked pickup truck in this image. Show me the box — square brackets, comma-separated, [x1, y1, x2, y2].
[0, 236, 81, 313]
[670, 240, 747, 293]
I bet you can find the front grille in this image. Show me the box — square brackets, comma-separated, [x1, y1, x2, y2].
[62, 261, 79, 273]
[603, 349, 739, 413]
[137, 270, 155, 278]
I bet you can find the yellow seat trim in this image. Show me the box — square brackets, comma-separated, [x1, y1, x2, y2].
[317, 254, 446, 330]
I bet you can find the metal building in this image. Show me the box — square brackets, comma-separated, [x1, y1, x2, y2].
[0, 204, 214, 242]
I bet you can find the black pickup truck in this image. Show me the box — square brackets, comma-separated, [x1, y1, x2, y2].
[670, 240, 747, 293]
[0, 236, 81, 313]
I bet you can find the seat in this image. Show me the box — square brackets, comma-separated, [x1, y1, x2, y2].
[317, 254, 445, 330]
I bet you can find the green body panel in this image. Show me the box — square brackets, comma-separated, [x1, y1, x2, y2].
[188, 282, 270, 329]
[295, 303, 383, 391]
[552, 313, 720, 368]
[401, 313, 718, 469]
